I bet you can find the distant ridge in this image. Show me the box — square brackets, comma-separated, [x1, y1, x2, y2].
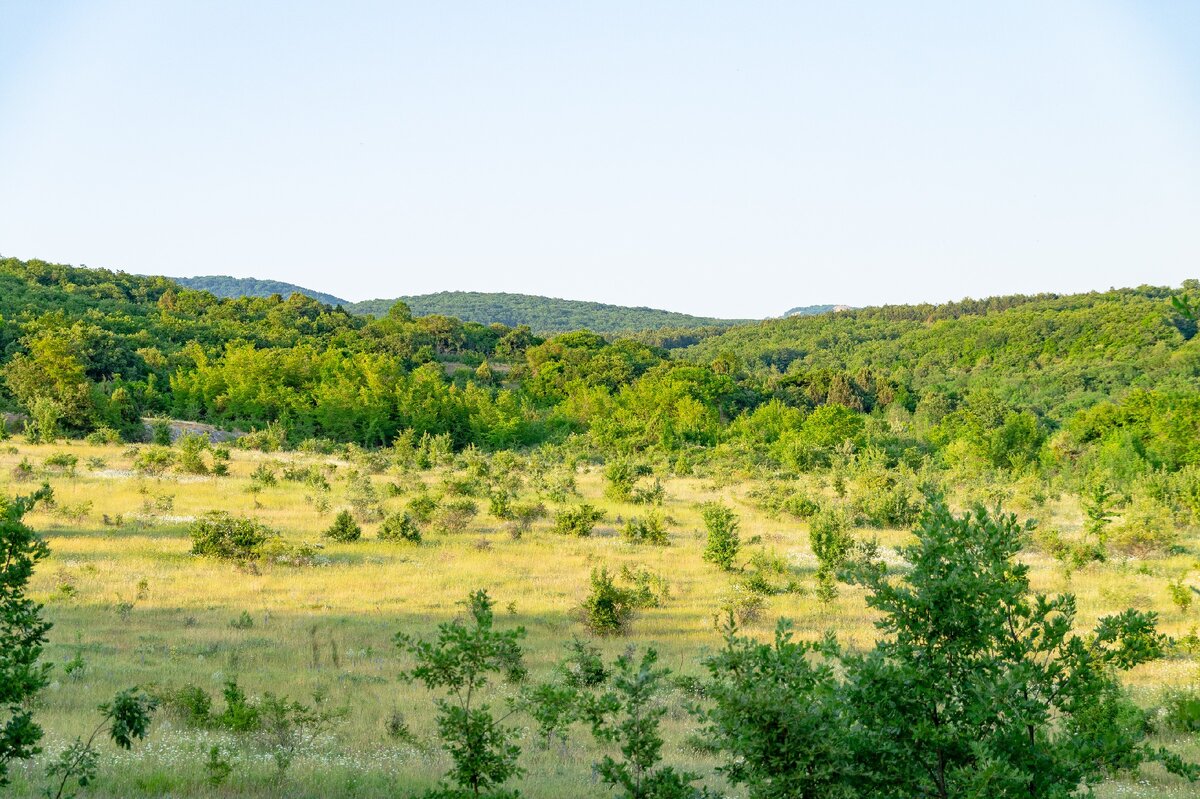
[170, 276, 765, 334]
[347, 290, 751, 334]
[173, 275, 348, 307]
[783, 304, 855, 317]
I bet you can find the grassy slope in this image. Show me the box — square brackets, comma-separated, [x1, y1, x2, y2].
[2, 440, 1195, 798]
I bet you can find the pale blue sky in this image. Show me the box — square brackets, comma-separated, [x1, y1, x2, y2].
[1, 1, 1197, 317]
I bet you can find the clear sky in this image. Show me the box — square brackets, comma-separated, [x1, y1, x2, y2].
[1, 1, 1198, 317]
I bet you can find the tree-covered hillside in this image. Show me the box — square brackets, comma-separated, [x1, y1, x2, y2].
[3, 257, 1200, 495]
[348, 290, 749, 333]
[173, 275, 348, 306]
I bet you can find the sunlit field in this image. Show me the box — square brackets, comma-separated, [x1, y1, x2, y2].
[3, 439, 1197, 798]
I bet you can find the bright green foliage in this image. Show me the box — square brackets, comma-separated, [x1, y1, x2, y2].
[1083, 483, 1116, 541]
[605, 459, 652, 502]
[396, 590, 527, 798]
[552, 504, 605, 537]
[703, 619, 853, 799]
[583, 567, 637, 636]
[324, 510, 363, 542]
[189, 512, 275, 560]
[623, 511, 669, 545]
[44, 688, 157, 799]
[583, 648, 701, 799]
[0, 485, 53, 787]
[809, 507, 853, 602]
[700, 502, 740, 570]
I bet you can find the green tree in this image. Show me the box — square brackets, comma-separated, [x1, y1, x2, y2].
[583, 648, 701, 799]
[396, 590, 527, 798]
[842, 501, 1197, 797]
[0, 485, 53, 786]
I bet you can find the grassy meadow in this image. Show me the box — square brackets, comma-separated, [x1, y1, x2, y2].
[2, 438, 1197, 798]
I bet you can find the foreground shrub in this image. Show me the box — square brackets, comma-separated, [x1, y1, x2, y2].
[189, 512, 275, 561]
[704, 501, 1200, 799]
[583, 647, 701, 799]
[0, 486, 53, 787]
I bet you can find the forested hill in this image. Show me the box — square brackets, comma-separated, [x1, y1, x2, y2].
[172, 275, 348, 306]
[347, 291, 749, 333]
[2, 256, 1199, 488]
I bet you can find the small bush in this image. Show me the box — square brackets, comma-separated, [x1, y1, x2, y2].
[431, 498, 478, 535]
[622, 510, 669, 545]
[583, 566, 636, 636]
[189, 512, 275, 561]
[176, 433, 211, 474]
[406, 493, 439, 524]
[379, 512, 422, 543]
[325, 510, 362, 542]
[43, 452, 79, 474]
[85, 427, 123, 445]
[133, 446, 175, 476]
[554, 504, 605, 537]
[1109, 497, 1180, 555]
[1160, 687, 1200, 733]
[700, 502, 740, 570]
[250, 463, 278, 487]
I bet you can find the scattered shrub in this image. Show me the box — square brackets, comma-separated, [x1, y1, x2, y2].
[622, 510, 669, 546]
[379, 511, 422, 543]
[324, 510, 363, 542]
[700, 502, 740, 570]
[583, 566, 637, 636]
[189, 512, 275, 561]
[554, 504, 605, 537]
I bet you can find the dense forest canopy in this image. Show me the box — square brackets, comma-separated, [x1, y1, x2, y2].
[2, 257, 1199, 493]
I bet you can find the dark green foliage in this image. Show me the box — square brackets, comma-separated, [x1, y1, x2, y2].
[557, 637, 609, 689]
[396, 590, 527, 798]
[189, 512, 275, 561]
[379, 511, 422, 543]
[325, 509, 363, 542]
[845, 502, 1197, 796]
[699, 502, 740, 570]
[583, 648, 701, 799]
[0, 485, 53, 786]
[552, 504, 605, 537]
[703, 502, 1199, 798]
[703, 619, 852, 799]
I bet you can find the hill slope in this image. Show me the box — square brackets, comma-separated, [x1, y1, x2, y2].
[348, 290, 749, 333]
[173, 275, 348, 306]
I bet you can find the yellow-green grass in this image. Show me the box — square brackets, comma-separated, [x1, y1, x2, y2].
[0, 439, 1196, 798]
